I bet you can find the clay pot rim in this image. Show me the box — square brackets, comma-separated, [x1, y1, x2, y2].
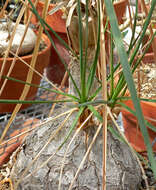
[123, 99, 156, 107]
[140, 99, 156, 107]
[37, 0, 128, 20]
[114, 0, 128, 6]
[37, 1, 55, 7]
[141, 52, 155, 63]
[35, 0, 127, 33]
[0, 33, 51, 61]
[38, 0, 127, 6]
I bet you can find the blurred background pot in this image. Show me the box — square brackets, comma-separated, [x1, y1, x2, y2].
[122, 100, 156, 152]
[113, 0, 128, 24]
[0, 118, 39, 166]
[31, 1, 66, 33]
[46, 31, 70, 86]
[122, 53, 156, 152]
[0, 33, 51, 113]
[31, 1, 69, 86]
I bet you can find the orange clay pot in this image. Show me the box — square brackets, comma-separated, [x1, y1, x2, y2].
[122, 100, 156, 152]
[142, 35, 156, 54]
[0, 33, 51, 113]
[141, 51, 155, 63]
[122, 53, 156, 152]
[0, 118, 39, 166]
[31, 2, 69, 85]
[30, 0, 128, 86]
[138, 0, 150, 14]
[31, 2, 66, 33]
[113, 0, 128, 25]
[31, 0, 128, 29]
[45, 31, 70, 86]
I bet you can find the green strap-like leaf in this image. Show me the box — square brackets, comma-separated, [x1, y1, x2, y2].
[129, 0, 156, 66]
[2, 76, 79, 101]
[105, 0, 156, 178]
[110, 31, 114, 97]
[77, 0, 84, 101]
[80, 0, 89, 102]
[0, 99, 73, 104]
[139, 98, 156, 103]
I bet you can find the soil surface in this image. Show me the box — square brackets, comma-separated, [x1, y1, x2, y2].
[134, 62, 156, 99]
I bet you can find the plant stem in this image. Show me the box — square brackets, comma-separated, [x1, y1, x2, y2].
[99, 0, 107, 189]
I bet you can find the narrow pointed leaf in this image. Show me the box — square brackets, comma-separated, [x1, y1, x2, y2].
[105, 0, 156, 177]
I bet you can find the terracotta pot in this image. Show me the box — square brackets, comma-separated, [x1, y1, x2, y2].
[113, 0, 128, 25]
[45, 31, 70, 86]
[138, 0, 150, 14]
[0, 33, 51, 113]
[138, 0, 144, 13]
[0, 118, 39, 166]
[31, 1, 66, 33]
[142, 35, 156, 54]
[122, 53, 156, 152]
[142, 51, 155, 63]
[31, 2, 69, 85]
[122, 100, 156, 152]
[31, 0, 128, 29]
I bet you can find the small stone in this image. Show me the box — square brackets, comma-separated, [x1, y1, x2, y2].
[0, 22, 36, 57]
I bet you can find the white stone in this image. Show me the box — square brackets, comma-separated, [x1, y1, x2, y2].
[0, 22, 36, 57]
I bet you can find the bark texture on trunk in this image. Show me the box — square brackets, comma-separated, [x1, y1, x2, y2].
[9, 49, 141, 189]
[10, 106, 141, 190]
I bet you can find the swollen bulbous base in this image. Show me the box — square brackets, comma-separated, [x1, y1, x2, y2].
[10, 106, 141, 190]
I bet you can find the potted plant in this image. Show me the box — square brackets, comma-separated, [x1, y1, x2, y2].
[0, 21, 51, 113]
[1, 0, 156, 189]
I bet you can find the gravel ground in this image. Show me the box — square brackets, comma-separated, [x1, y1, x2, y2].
[134, 62, 156, 99]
